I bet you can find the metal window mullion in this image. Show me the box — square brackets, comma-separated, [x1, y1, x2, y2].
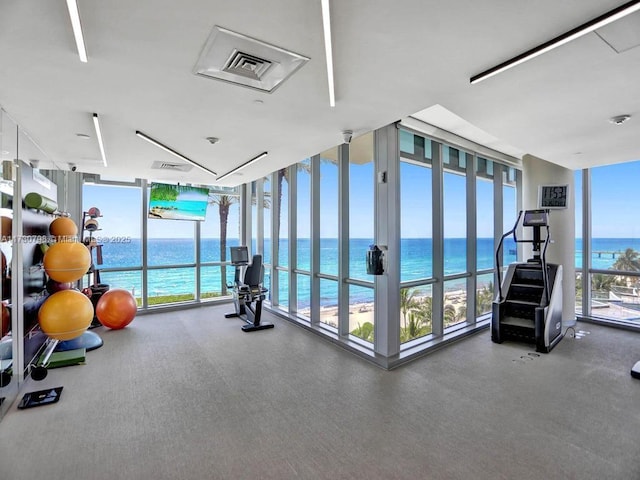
[141, 179, 149, 309]
[582, 168, 591, 317]
[195, 220, 201, 301]
[257, 179, 264, 256]
[270, 172, 279, 305]
[466, 152, 477, 324]
[241, 184, 250, 252]
[310, 154, 321, 325]
[288, 164, 297, 314]
[338, 143, 350, 337]
[11, 154, 25, 382]
[373, 124, 400, 357]
[432, 141, 444, 336]
[493, 164, 504, 293]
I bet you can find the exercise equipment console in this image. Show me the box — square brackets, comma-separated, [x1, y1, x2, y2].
[492, 209, 563, 353]
[225, 247, 274, 332]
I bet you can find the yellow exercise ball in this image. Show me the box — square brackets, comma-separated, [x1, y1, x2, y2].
[49, 217, 78, 241]
[38, 289, 93, 341]
[43, 241, 91, 283]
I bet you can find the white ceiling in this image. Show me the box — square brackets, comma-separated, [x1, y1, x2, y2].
[0, 0, 639, 187]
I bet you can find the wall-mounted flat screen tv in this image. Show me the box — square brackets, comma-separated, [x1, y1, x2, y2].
[148, 183, 209, 221]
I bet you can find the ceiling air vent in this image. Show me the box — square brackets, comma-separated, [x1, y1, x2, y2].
[193, 26, 309, 92]
[151, 161, 193, 172]
[223, 50, 272, 81]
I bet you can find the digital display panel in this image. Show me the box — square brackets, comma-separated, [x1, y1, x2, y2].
[538, 184, 569, 209]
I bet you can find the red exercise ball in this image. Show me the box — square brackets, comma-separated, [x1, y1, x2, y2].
[96, 289, 137, 330]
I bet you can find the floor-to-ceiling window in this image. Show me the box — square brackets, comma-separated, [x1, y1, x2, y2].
[348, 133, 375, 342]
[82, 182, 143, 302]
[296, 158, 311, 318]
[318, 146, 339, 327]
[200, 188, 241, 299]
[399, 130, 433, 343]
[442, 145, 469, 330]
[476, 157, 495, 318]
[275, 168, 289, 311]
[588, 161, 640, 324]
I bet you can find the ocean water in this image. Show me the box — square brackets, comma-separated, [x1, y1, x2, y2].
[93, 238, 632, 306]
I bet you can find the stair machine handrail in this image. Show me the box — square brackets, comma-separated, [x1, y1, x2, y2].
[496, 211, 523, 302]
[496, 209, 552, 305]
[540, 223, 551, 306]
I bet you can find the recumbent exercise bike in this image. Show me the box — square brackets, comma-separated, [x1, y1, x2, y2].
[224, 246, 274, 332]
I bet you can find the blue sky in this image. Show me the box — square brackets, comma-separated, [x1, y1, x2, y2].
[84, 159, 637, 240]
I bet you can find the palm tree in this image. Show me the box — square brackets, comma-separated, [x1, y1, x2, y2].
[613, 248, 640, 272]
[400, 287, 417, 329]
[208, 194, 238, 295]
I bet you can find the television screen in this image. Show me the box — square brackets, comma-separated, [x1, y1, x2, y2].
[148, 183, 209, 221]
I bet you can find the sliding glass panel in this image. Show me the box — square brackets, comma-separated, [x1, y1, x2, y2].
[348, 284, 374, 344]
[400, 284, 433, 344]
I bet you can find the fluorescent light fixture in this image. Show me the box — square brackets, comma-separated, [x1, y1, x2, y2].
[66, 0, 88, 63]
[321, 0, 336, 106]
[92, 114, 107, 167]
[135, 131, 217, 177]
[470, 0, 640, 84]
[216, 152, 268, 181]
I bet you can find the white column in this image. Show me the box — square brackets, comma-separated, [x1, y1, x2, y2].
[522, 154, 576, 327]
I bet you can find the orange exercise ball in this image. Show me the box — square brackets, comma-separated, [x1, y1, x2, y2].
[38, 289, 93, 341]
[49, 217, 78, 241]
[43, 241, 91, 283]
[96, 289, 137, 330]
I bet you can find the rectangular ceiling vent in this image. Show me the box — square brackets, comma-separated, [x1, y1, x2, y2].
[151, 161, 193, 172]
[194, 26, 309, 92]
[223, 50, 273, 81]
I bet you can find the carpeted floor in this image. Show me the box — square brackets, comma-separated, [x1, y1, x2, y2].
[0, 304, 639, 479]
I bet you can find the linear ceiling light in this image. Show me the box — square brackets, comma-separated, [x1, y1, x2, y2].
[92, 114, 107, 167]
[216, 152, 268, 181]
[470, 0, 640, 84]
[135, 131, 218, 177]
[321, 0, 336, 106]
[66, 0, 88, 63]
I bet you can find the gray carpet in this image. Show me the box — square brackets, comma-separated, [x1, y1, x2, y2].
[0, 305, 639, 480]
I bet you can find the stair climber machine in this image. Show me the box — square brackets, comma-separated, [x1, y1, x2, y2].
[492, 209, 563, 353]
